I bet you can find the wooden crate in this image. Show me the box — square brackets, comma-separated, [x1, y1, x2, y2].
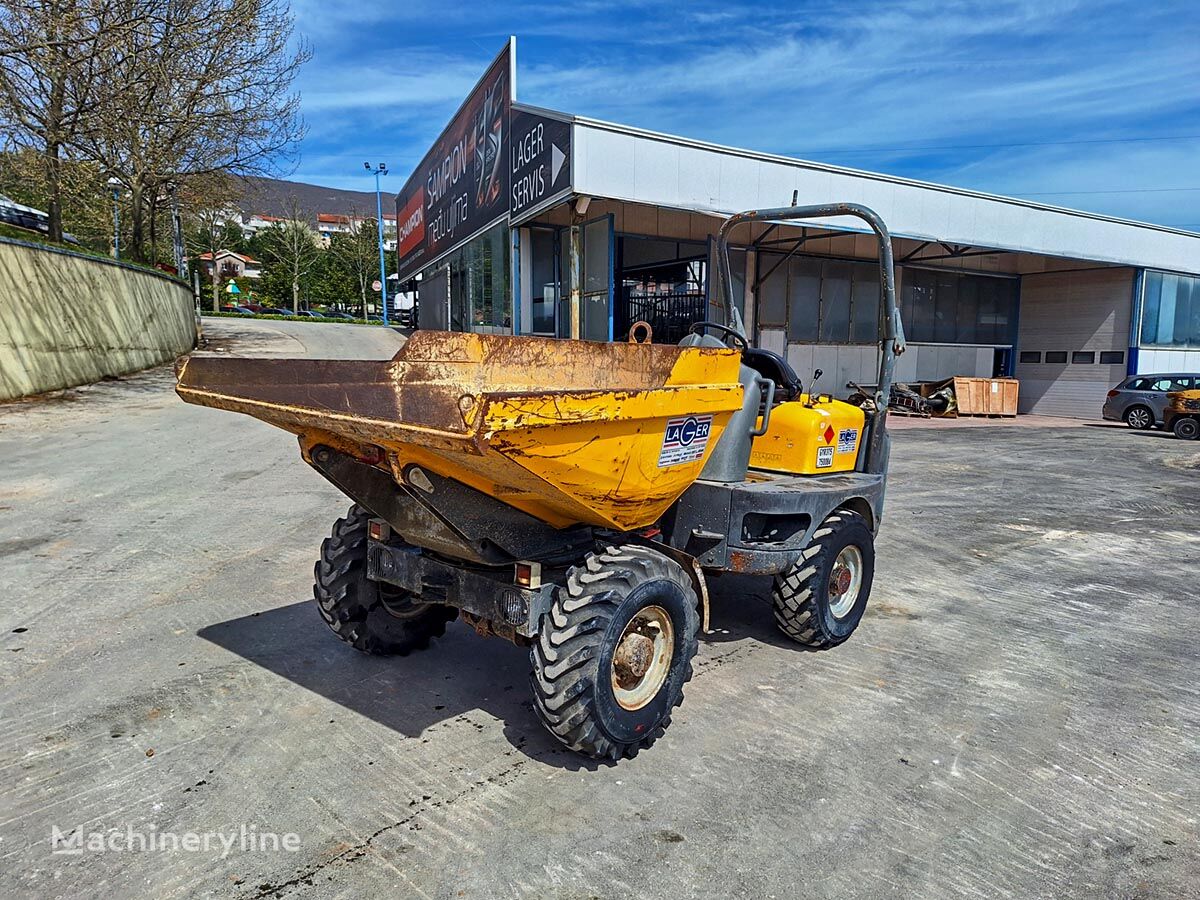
[953, 376, 1019, 417]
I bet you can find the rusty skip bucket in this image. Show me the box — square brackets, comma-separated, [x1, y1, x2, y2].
[176, 331, 745, 531]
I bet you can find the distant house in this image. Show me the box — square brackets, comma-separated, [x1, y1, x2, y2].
[196, 250, 262, 280]
[317, 212, 397, 250]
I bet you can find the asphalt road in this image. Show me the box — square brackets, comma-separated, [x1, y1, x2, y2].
[1, 318, 1197, 898]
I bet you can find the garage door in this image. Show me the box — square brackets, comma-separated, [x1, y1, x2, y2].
[1015, 268, 1134, 417]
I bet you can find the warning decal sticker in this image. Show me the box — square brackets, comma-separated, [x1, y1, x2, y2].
[837, 428, 858, 454]
[816, 446, 835, 468]
[658, 415, 713, 467]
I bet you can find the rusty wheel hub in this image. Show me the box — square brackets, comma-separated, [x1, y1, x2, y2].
[611, 605, 674, 711]
[614, 632, 655, 680]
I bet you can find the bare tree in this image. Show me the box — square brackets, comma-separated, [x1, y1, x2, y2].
[0, 0, 144, 242]
[259, 196, 317, 314]
[73, 0, 310, 262]
[328, 208, 380, 318]
[180, 173, 243, 311]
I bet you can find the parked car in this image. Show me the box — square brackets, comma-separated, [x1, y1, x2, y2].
[296, 310, 323, 318]
[1163, 389, 1200, 439]
[1102, 373, 1199, 429]
[219, 305, 255, 315]
[325, 311, 357, 320]
[262, 307, 294, 316]
[243, 303, 268, 313]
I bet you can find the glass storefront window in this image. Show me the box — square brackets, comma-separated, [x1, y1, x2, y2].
[438, 222, 511, 333]
[529, 228, 557, 335]
[900, 268, 1017, 345]
[758, 253, 890, 344]
[1141, 270, 1200, 348]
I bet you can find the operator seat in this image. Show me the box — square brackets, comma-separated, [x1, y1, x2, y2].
[740, 348, 803, 402]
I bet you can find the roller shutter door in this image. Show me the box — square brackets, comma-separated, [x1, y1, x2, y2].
[1015, 269, 1134, 417]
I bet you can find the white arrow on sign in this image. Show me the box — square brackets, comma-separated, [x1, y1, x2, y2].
[551, 143, 566, 185]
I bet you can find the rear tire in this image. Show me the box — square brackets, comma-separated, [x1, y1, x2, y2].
[313, 504, 456, 655]
[773, 510, 875, 649]
[1124, 406, 1154, 430]
[1173, 416, 1200, 440]
[530, 545, 699, 760]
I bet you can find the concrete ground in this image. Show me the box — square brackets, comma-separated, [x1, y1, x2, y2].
[1, 318, 1197, 899]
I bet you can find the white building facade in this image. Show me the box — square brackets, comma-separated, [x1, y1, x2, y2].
[398, 41, 1200, 417]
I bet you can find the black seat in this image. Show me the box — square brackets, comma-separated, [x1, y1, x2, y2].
[741, 348, 803, 402]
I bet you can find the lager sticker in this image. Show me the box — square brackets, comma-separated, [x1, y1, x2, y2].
[837, 428, 858, 454]
[816, 446, 835, 468]
[658, 415, 713, 467]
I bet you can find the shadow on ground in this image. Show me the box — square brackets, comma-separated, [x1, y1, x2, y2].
[197, 578, 795, 769]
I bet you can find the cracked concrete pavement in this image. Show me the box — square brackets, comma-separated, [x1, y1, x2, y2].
[1, 318, 1197, 898]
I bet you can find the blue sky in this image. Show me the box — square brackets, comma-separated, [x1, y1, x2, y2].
[287, 0, 1200, 230]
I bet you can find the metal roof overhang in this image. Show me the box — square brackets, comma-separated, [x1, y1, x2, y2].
[567, 116, 1200, 277]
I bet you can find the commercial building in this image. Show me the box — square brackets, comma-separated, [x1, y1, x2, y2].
[396, 40, 1200, 417]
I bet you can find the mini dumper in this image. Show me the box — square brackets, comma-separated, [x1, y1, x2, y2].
[177, 203, 906, 759]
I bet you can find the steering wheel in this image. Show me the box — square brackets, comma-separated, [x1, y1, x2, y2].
[689, 321, 748, 351]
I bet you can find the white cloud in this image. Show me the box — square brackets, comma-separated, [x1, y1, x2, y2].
[286, 0, 1200, 224]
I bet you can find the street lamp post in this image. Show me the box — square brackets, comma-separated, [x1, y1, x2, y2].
[365, 162, 389, 326]
[106, 177, 121, 259]
[168, 183, 185, 277]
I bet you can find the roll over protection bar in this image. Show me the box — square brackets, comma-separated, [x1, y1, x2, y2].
[714, 202, 906, 475]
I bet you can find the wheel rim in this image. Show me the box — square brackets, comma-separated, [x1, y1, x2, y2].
[1180, 420, 1199, 439]
[1127, 408, 1151, 429]
[828, 546, 864, 619]
[611, 605, 674, 711]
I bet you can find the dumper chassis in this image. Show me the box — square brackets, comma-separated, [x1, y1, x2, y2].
[178, 202, 906, 760]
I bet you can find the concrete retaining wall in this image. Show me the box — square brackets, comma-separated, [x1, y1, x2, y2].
[0, 237, 196, 401]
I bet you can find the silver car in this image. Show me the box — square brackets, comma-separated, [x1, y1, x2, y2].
[1103, 373, 1199, 429]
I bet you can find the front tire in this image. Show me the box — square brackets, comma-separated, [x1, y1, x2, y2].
[531, 545, 700, 760]
[773, 510, 875, 648]
[1124, 406, 1154, 430]
[313, 505, 456, 655]
[1173, 416, 1200, 440]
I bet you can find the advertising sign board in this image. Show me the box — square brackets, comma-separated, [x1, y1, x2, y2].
[509, 108, 571, 221]
[395, 39, 514, 282]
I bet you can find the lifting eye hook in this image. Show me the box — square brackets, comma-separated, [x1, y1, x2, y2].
[627, 321, 654, 344]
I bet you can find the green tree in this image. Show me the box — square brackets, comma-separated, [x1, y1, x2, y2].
[308, 243, 355, 310]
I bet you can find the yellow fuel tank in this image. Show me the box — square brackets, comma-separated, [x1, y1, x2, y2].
[749, 396, 866, 475]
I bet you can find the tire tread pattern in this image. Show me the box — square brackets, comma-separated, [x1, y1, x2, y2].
[530, 545, 698, 760]
[772, 510, 867, 649]
[313, 504, 456, 655]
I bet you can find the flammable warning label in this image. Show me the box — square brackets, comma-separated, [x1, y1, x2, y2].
[658, 414, 713, 467]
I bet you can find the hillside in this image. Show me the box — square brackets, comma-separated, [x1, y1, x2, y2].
[235, 176, 388, 221]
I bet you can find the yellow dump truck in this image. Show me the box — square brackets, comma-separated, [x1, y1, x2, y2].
[177, 203, 906, 760]
[1164, 389, 1200, 439]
